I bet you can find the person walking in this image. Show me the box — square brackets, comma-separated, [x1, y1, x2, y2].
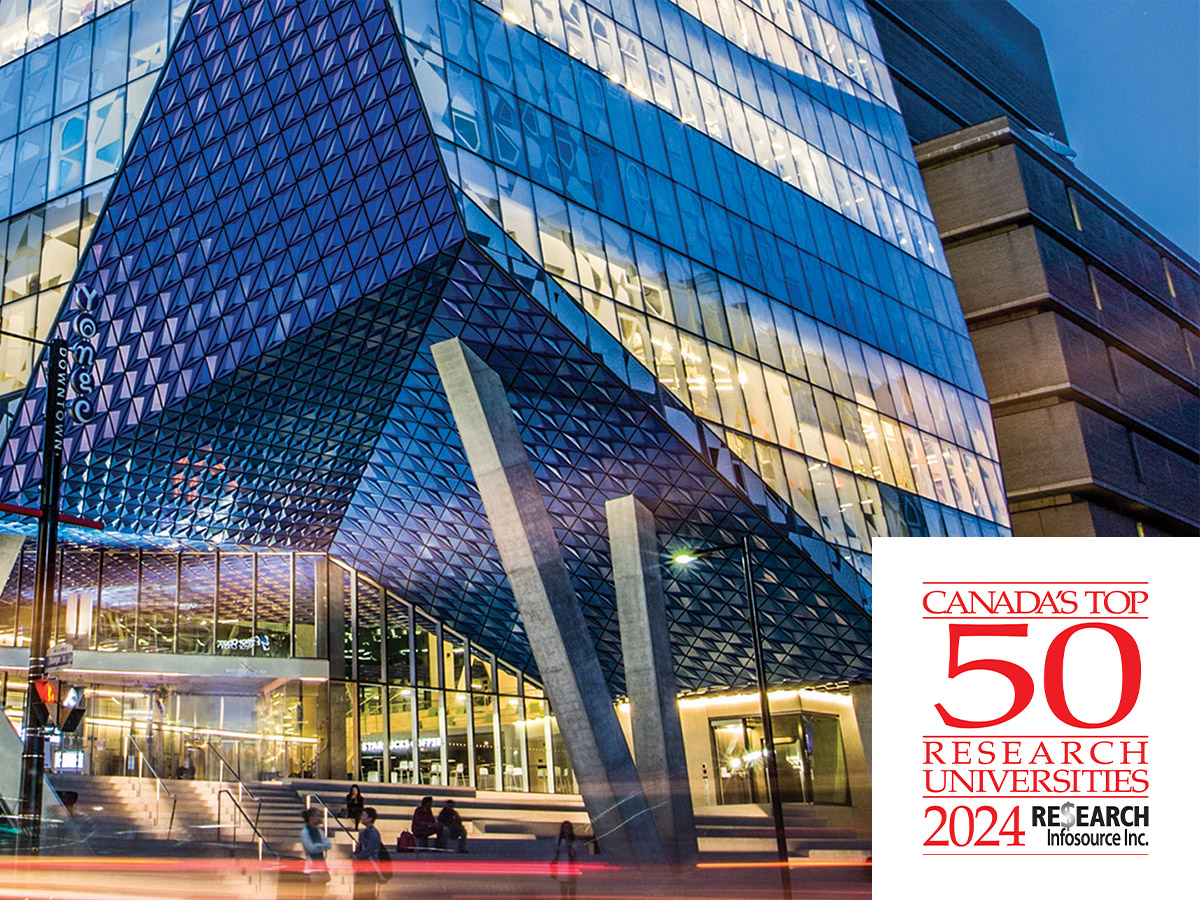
[437, 799, 468, 853]
[345, 784, 365, 831]
[552, 821, 579, 900]
[299, 808, 332, 900]
[351, 807, 383, 900]
[411, 796, 438, 849]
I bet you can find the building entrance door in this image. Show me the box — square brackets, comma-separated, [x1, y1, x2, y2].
[709, 712, 850, 806]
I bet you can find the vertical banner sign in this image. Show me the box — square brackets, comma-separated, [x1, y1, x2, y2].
[873, 537, 1191, 898]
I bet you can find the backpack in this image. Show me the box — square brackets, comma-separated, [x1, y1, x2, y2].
[377, 843, 393, 882]
[397, 830, 415, 852]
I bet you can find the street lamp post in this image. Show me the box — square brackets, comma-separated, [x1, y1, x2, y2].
[2, 329, 70, 854]
[675, 537, 792, 900]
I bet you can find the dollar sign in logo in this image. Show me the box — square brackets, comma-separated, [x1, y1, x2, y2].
[1060, 801, 1076, 830]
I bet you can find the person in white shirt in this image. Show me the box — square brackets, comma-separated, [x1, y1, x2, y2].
[300, 808, 333, 899]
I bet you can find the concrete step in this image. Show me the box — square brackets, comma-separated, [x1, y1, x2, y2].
[697, 825, 858, 840]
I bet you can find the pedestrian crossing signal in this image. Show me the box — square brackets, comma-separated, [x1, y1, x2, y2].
[30, 679, 86, 731]
[34, 678, 57, 705]
[58, 685, 86, 732]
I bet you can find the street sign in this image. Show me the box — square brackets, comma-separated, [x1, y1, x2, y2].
[45, 642, 73, 670]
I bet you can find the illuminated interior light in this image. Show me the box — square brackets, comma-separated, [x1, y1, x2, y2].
[676, 687, 847, 710]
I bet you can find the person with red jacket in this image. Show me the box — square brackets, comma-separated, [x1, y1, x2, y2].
[411, 796, 438, 849]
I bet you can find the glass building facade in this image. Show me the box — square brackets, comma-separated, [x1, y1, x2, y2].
[0, 539, 562, 789]
[0, 1, 192, 398]
[396, 0, 1008, 575]
[0, 0, 1004, 797]
[0, 0, 1008, 583]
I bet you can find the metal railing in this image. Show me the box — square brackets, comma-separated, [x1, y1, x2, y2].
[216, 788, 274, 860]
[305, 793, 359, 847]
[206, 741, 259, 804]
[124, 735, 177, 838]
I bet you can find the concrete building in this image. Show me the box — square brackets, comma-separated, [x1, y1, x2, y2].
[869, 0, 1199, 536]
[916, 119, 1198, 536]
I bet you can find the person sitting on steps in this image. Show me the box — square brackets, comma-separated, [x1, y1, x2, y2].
[411, 796, 438, 849]
[437, 799, 468, 853]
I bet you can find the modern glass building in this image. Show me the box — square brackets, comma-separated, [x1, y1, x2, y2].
[0, 0, 1004, 808]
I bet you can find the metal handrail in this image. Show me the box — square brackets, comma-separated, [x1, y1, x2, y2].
[206, 740, 259, 804]
[125, 734, 177, 838]
[216, 788, 275, 861]
[305, 793, 359, 846]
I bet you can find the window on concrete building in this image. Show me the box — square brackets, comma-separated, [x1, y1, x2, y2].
[1067, 186, 1083, 231]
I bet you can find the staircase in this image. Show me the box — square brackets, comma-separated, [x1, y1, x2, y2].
[47, 774, 307, 858]
[49, 774, 870, 865]
[695, 804, 871, 860]
[291, 779, 591, 860]
[228, 781, 310, 857]
[50, 773, 181, 851]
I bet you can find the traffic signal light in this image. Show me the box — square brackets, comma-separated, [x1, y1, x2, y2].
[30, 677, 58, 727]
[34, 678, 58, 705]
[58, 685, 86, 733]
[29, 679, 87, 732]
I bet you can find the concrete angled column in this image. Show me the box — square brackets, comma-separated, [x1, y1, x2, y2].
[606, 495, 698, 866]
[0, 535, 22, 598]
[432, 338, 665, 867]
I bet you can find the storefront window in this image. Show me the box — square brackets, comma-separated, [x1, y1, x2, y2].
[469, 649, 492, 692]
[497, 661, 520, 695]
[98, 549, 138, 651]
[414, 613, 438, 687]
[358, 684, 384, 783]
[416, 688, 443, 785]
[473, 692, 496, 790]
[385, 591, 411, 682]
[549, 714, 576, 794]
[801, 712, 851, 804]
[58, 546, 98, 648]
[258, 680, 318, 778]
[256, 554, 291, 659]
[356, 578, 382, 682]
[525, 697, 550, 793]
[388, 686, 414, 783]
[443, 631, 467, 692]
[498, 695, 527, 791]
[216, 554, 253, 652]
[293, 554, 321, 659]
[332, 564, 352, 679]
[445, 691, 470, 787]
[178, 552, 215, 654]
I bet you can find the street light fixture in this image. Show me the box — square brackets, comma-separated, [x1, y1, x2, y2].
[673, 536, 792, 900]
